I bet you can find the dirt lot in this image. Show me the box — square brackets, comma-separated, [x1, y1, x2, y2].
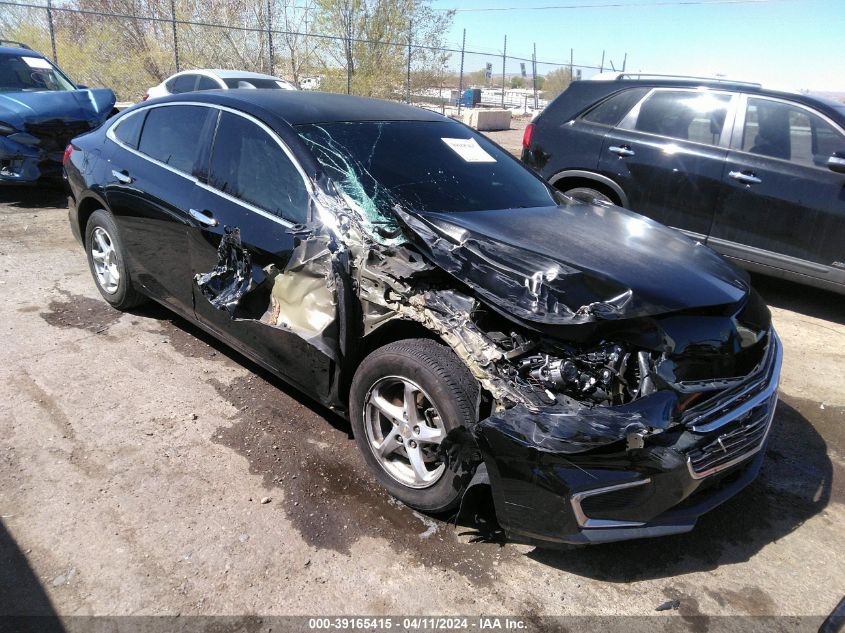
[1, 175, 843, 626]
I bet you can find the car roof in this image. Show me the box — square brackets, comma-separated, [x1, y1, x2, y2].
[151, 90, 446, 125]
[171, 68, 284, 81]
[0, 45, 45, 57]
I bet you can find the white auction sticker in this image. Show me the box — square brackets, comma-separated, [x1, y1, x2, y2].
[22, 56, 53, 69]
[442, 137, 496, 163]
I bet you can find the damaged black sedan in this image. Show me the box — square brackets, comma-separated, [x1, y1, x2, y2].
[65, 91, 782, 546]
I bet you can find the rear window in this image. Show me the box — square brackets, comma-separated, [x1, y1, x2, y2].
[296, 120, 556, 215]
[138, 105, 213, 174]
[222, 78, 291, 89]
[0, 54, 75, 92]
[112, 110, 145, 148]
[581, 88, 648, 126]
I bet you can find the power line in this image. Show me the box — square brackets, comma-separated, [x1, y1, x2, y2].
[439, 0, 786, 13]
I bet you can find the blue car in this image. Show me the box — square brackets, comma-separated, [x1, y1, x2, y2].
[0, 40, 115, 184]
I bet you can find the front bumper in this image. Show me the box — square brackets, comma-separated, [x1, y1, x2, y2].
[475, 330, 783, 546]
[0, 135, 65, 184]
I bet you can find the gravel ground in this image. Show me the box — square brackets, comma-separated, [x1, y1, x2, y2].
[1, 177, 843, 625]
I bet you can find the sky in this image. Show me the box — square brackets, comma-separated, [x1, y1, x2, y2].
[427, 0, 845, 93]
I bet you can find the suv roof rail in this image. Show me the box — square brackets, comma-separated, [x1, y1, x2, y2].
[613, 73, 762, 88]
[0, 39, 32, 50]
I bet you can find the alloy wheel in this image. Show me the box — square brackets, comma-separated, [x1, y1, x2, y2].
[90, 226, 120, 294]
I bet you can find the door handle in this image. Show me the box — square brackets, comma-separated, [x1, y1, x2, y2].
[111, 169, 132, 184]
[189, 208, 219, 227]
[609, 145, 635, 157]
[728, 170, 762, 185]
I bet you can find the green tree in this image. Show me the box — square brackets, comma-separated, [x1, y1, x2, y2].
[541, 67, 572, 101]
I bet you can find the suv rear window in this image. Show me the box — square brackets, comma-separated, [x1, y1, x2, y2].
[138, 105, 213, 174]
[626, 90, 731, 146]
[581, 88, 648, 126]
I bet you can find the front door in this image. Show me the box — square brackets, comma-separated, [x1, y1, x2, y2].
[709, 95, 845, 285]
[597, 88, 736, 238]
[187, 109, 333, 396]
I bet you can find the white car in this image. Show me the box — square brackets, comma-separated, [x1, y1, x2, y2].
[144, 69, 296, 101]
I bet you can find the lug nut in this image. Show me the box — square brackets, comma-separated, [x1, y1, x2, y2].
[408, 440, 417, 448]
[396, 435, 403, 443]
[413, 425, 420, 435]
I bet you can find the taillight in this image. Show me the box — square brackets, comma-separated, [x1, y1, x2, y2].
[62, 144, 73, 166]
[142, 93, 149, 101]
[522, 122, 535, 149]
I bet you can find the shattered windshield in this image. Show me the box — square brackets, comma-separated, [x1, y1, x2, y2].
[295, 120, 557, 216]
[0, 55, 75, 92]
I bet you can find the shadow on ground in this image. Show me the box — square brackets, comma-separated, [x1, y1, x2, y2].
[0, 520, 65, 631]
[0, 185, 67, 210]
[751, 273, 845, 326]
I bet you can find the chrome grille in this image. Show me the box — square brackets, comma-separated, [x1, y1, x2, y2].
[686, 393, 777, 479]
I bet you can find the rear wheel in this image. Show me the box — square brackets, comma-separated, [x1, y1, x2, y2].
[349, 338, 480, 513]
[84, 209, 147, 310]
[562, 186, 615, 205]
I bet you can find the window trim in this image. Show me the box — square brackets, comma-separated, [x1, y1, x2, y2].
[728, 93, 845, 170]
[105, 101, 314, 229]
[616, 87, 739, 149]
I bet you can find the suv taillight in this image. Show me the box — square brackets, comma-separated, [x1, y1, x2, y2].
[522, 122, 535, 149]
[62, 144, 73, 166]
[142, 93, 149, 101]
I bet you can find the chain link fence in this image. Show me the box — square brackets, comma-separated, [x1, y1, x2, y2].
[1, 0, 626, 114]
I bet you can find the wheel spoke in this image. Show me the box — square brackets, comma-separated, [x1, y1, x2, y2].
[415, 423, 444, 444]
[406, 443, 430, 483]
[403, 382, 422, 426]
[370, 390, 404, 424]
[95, 231, 109, 253]
[376, 427, 402, 457]
[91, 249, 106, 263]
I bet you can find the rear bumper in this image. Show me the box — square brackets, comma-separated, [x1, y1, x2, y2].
[475, 330, 782, 546]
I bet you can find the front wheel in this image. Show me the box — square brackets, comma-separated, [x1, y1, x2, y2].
[349, 338, 480, 513]
[562, 186, 615, 205]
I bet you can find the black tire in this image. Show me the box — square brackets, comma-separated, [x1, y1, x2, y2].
[349, 338, 480, 513]
[84, 209, 147, 310]
[563, 186, 615, 205]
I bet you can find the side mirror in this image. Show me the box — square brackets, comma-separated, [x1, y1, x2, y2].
[76, 84, 89, 90]
[828, 154, 845, 174]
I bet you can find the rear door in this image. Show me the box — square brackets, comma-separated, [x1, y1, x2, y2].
[188, 109, 332, 394]
[709, 95, 845, 285]
[104, 103, 216, 313]
[597, 88, 737, 238]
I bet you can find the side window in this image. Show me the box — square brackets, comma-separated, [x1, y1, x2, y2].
[170, 74, 198, 94]
[581, 88, 648, 126]
[209, 112, 309, 223]
[197, 75, 219, 91]
[742, 97, 845, 167]
[626, 90, 731, 145]
[138, 105, 213, 174]
[112, 110, 146, 149]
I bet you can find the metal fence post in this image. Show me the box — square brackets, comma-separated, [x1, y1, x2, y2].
[406, 20, 412, 103]
[501, 35, 506, 108]
[600, 49, 605, 74]
[622, 52, 627, 72]
[46, 0, 58, 63]
[170, 0, 180, 72]
[570, 48, 574, 82]
[267, 0, 274, 76]
[457, 28, 465, 116]
[531, 43, 538, 110]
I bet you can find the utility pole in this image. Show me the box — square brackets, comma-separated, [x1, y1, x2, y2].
[267, 0, 274, 76]
[457, 28, 466, 116]
[501, 35, 507, 108]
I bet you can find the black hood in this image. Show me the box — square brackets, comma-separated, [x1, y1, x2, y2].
[395, 201, 749, 325]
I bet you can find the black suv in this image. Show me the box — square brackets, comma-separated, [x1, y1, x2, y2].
[522, 74, 845, 294]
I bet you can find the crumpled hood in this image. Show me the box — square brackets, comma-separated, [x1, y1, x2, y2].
[0, 88, 115, 129]
[394, 201, 749, 324]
